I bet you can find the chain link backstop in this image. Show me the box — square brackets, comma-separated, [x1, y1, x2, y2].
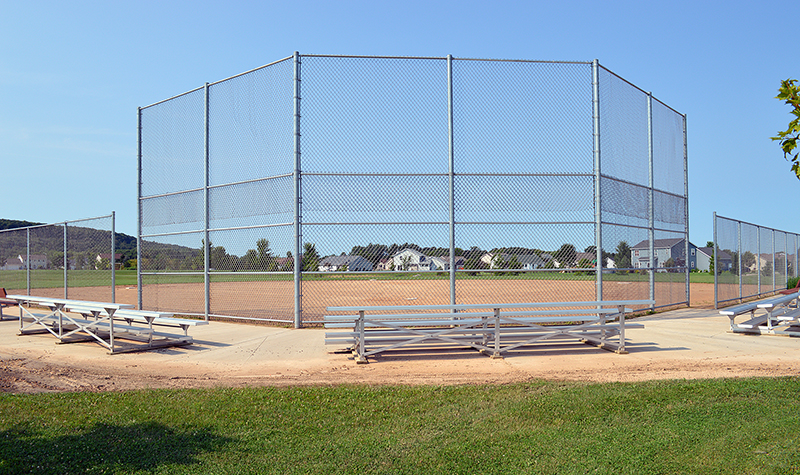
[138, 54, 689, 326]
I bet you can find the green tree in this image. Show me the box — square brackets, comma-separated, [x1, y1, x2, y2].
[729, 251, 739, 275]
[302, 243, 320, 272]
[463, 255, 486, 276]
[210, 245, 232, 270]
[507, 255, 523, 275]
[742, 251, 756, 273]
[762, 260, 773, 277]
[284, 251, 294, 272]
[772, 79, 800, 178]
[664, 257, 676, 272]
[255, 238, 275, 271]
[614, 241, 632, 273]
[400, 255, 412, 271]
[242, 249, 258, 271]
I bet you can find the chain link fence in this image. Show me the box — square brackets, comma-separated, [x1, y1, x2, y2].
[714, 213, 799, 308]
[0, 214, 118, 302]
[138, 54, 688, 325]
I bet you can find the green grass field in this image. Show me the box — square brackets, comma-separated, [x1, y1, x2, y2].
[1, 378, 799, 474]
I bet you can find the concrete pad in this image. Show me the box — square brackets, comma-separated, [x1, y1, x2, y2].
[1, 306, 800, 392]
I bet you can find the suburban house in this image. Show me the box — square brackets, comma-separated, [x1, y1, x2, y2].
[2, 254, 49, 270]
[392, 248, 432, 271]
[375, 258, 392, 271]
[695, 247, 733, 272]
[1, 258, 24, 271]
[318, 255, 374, 272]
[96, 253, 123, 270]
[631, 238, 694, 270]
[429, 256, 465, 271]
[480, 252, 550, 270]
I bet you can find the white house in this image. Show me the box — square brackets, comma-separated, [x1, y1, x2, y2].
[429, 256, 465, 271]
[375, 258, 392, 271]
[481, 252, 550, 270]
[1, 258, 24, 271]
[318, 255, 374, 272]
[392, 248, 432, 271]
[2, 254, 48, 270]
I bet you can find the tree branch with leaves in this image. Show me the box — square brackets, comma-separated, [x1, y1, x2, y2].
[772, 79, 800, 178]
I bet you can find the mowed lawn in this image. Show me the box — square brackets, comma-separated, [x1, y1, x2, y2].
[1, 378, 799, 474]
[2, 268, 782, 289]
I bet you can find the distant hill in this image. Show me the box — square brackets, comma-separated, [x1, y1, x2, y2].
[0, 219, 42, 230]
[0, 219, 141, 266]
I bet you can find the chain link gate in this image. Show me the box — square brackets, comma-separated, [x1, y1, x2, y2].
[138, 54, 688, 326]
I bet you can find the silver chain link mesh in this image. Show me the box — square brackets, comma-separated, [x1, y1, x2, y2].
[139, 55, 688, 323]
[0, 215, 116, 301]
[715, 214, 800, 307]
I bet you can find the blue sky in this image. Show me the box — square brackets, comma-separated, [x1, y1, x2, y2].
[2, 0, 797, 248]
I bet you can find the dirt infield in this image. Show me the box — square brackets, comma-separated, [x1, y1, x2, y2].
[11, 280, 716, 323]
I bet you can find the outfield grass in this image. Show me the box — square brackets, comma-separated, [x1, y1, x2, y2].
[1, 268, 789, 291]
[1, 378, 799, 474]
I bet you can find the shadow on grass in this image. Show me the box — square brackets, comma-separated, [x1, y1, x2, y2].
[0, 421, 232, 474]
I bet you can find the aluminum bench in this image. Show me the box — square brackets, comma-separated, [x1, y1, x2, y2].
[68, 306, 208, 351]
[325, 300, 652, 363]
[719, 292, 800, 334]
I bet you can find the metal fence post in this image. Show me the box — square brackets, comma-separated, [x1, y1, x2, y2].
[293, 51, 303, 329]
[772, 230, 776, 293]
[683, 114, 690, 305]
[26, 227, 30, 296]
[447, 54, 456, 305]
[111, 211, 116, 303]
[137, 107, 143, 310]
[63, 222, 68, 299]
[592, 59, 603, 301]
[784, 232, 788, 290]
[757, 226, 761, 295]
[713, 212, 718, 308]
[738, 220, 742, 302]
[204, 82, 211, 321]
[647, 92, 655, 310]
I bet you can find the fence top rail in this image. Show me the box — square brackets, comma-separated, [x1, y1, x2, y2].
[302, 54, 592, 65]
[715, 213, 800, 237]
[140, 56, 294, 110]
[0, 214, 114, 234]
[327, 300, 655, 312]
[598, 64, 685, 118]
